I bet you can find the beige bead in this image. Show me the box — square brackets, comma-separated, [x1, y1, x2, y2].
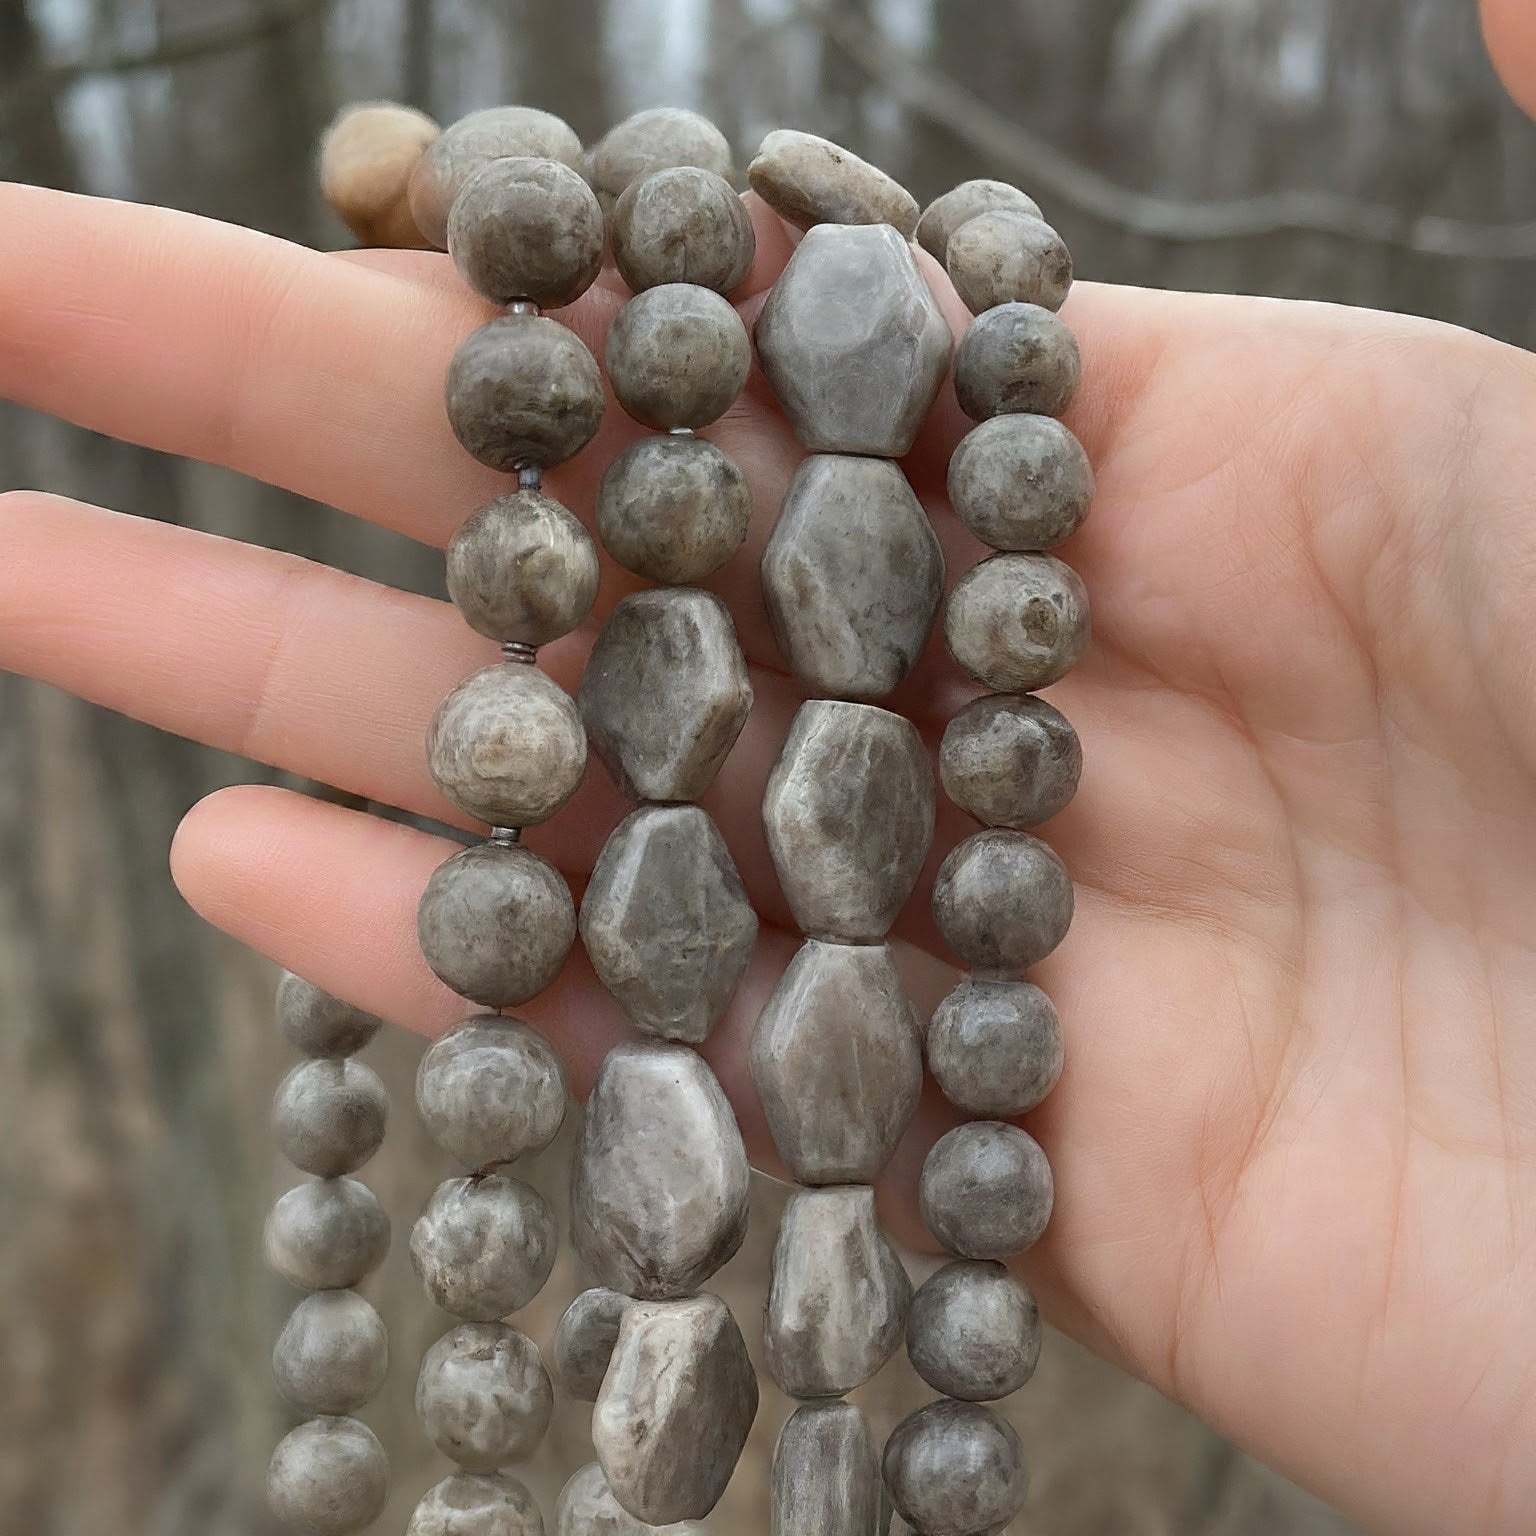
[947, 210, 1074, 315]
[319, 101, 440, 249]
[748, 129, 919, 235]
[943, 553, 1089, 693]
[610, 167, 756, 294]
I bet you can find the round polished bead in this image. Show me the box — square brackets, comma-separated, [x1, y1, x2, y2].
[933, 828, 1073, 974]
[907, 1260, 1041, 1402]
[916, 179, 1043, 264]
[272, 1058, 389, 1177]
[927, 977, 1062, 1117]
[264, 1178, 390, 1291]
[610, 166, 755, 294]
[948, 415, 1092, 553]
[319, 102, 440, 248]
[882, 1399, 1028, 1536]
[589, 108, 734, 213]
[276, 972, 383, 1058]
[267, 1416, 389, 1535]
[919, 1122, 1053, 1260]
[595, 435, 751, 584]
[953, 302, 1082, 421]
[943, 553, 1089, 692]
[410, 1174, 557, 1321]
[606, 286, 750, 431]
[748, 128, 919, 235]
[408, 1473, 544, 1536]
[554, 1461, 712, 1535]
[553, 1287, 629, 1402]
[947, 209, 1073, 315]
[446, 315, 604, 471]
[427, 663, 586, 828]
[939, 693, 1081, 828]
[409, 106, 586, 248]
[446, 491, 599, 647]
[416, 1322, 553, 1472]
[273, 1290, 389, 1416]
[418, 843, 576, 1009]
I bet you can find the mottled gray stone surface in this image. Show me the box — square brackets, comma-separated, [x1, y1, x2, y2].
[750, 939, 921, 1185]
[947, 209, 1073, 316]
[267, 1416, 389, 1536]
[932, 829, 1074, 975]
[748, 129, 919, 235]
[276, 972, 382, 1058]
[272, 1057, 389, 1177]
[771, 1401, 880, 1536]
[761, 455, 943, 700]
[953, 302, 1082, 422]
[606, 285, 750, 431]
[593, 1293, 758, 1524]
[407, 1473, 544, 1536]
[579, 590, 752, 803]
[947, 415, 1093, 553]
[416, 1322, 553, 1472]
[919, 1122, 1054, 1261]
[939, 692, 1082, 829]
[610, 167, 755, 294]
[580, 805, 757, 1043]
[273, 1290, 389, 1416]
[415, 1016, 568, 1169]
[427, 662, 587, 828]
[927, 977, 1063, 1118]
[571, 1043, 749, 1298]
[320, 102, 439, 248]
[755, 223, 951, 457]
[915, 179, 1043, 264]
[410, 1173, 557, 1320]
[907, 1260, 1042, 1403]
[264, 1178, 390, 1292]
[589, 108, 734, 215]
[764, 1186, 911, 1399]
[556, 1461, 713, 1535]
[882, 1399, 1028, 1536]
[762, 700, 934, 943]
[943, 553, 1090, 693]
[553, 1288, 630, 1403]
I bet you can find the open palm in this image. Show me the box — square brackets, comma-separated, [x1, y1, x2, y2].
[3, 181, 1534, 1536]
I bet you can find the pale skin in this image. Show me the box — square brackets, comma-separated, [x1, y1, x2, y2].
[6, 13, 1536, 1532]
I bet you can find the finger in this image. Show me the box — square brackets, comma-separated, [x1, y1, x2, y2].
[1481, 0, 1536, 119]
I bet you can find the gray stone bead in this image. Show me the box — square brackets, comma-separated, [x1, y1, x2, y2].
[927, 978, 1062, 1118]
[427, 663, 587, 828]
[919, 1122, 1053, 1261]
[932, 829, 1073, 975]
[555, 1463, 713, 1535]
[553, 1288, 630, 1403]
[416, 1322, 553, 1471]
[882, 1399, 1028, 1536]
[610, 167, 755, 294]
[606, 286, 750, 431]
[418, 843, 577, 1009]
[409, 106, 586, 248]
[580, 805, 757, 1043]
[750, 940, 921, 1185]
[764, 1186, 912, 1400]
[593, 1293, 758, 1524]
[762, 455, 943, 701]
[272, 1057, 389, 1177]
[915, 179, 1043, 264]
[410, 1174, 557, 1320]
[273, 1290, 389, 1416]
[571, 1043, 749, 1299]
[448, 157, 604, 309]
[939, 692, 1081, 829]
[267, 1416, 389, 1536]
[445, 315, 604, 471]
[953, 302, 1081, 422]
[446, 491, 600, 647]
[947, 209, 1073, 316]
[748, 129, 920, 235]
[595, 436, 751, 584]
[590, 109, 734, 216]
[277, 972, 383, 1058]
[415, 1016, 568, 1168]
[755, 223, 951, 457]
[947, 415, 1092, 554]
[771, 1401, 880, 1536]
[579, 590, 752, 803]
[762, 700, 934, 944]
[408, 1473, 545, 1536]
[907, 1260, 1042, 1403]
[943, 553, 1089, 693]
[265, 1178, 390, 1291]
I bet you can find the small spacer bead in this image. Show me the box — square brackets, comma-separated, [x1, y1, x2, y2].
[667, 425, 696, 437]
[498, 640, 538, 664]
[506, 298, 540, 317]
[489, 824, 523, 844]
[516, 464, 543, 490]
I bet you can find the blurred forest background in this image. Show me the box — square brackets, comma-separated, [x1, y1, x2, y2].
[5, 0, 1536, 1532]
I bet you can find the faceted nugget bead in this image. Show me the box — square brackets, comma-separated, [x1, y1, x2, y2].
[907, 1260, 1042, 1402]
[933, 829, 1073, 974]
[610, 167, 755, 294]
[593, 1293, 758, 1524]
[408, 1473, 544, 1536]
[589, 108, 734, 216]
[927, 978, 1062, 1118]
[265, 1178, 389, 1291]
[273, 1290, 389, 1415]
[916, 179, 1043, 264]
[882, 1399, 1028, 1536]
[748, 129, 919, 235]
[948, 415, 1092, 553]
[416, 1322, 553, 1471]
[415, 1017, 568, 1168]
[571, 1043, 749, 1299]
[554, 1287, 630, 1402]
[320, 102, 440, 249]
[556, 1462, 713, 1534]
[428, 663, 586, 828]
[410, 1173, 557, 1320]
[418, 843, 576, 1008]
[272, 1057, 388, 1176]
[761, 455, 943, 700]
[579, 590, 752, 803]
[765, 1186, 912, 1399]
[919, 1122, 1053, 1261]
[580, 805, 757, 1044]
[267, 1416, 388, 1536]
[944, 553, 1089, 692]
[771, 1401, 880, 1536]
[277, 972, 382, 1058]
[953, 302, 1082, 421]
[750, 940, 921, 1184]
[948, 209, 1073, 315]
[763, 700, 934, 944]
[755, 223, 951, 457]
[939, 693, 1082, 829]
[606, 286, 750, 431]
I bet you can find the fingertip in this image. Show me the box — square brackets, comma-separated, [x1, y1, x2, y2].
[1481, 0, 1536, 119]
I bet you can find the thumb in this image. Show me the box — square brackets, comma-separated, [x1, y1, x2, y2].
[1480, 0, 1536, 118]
